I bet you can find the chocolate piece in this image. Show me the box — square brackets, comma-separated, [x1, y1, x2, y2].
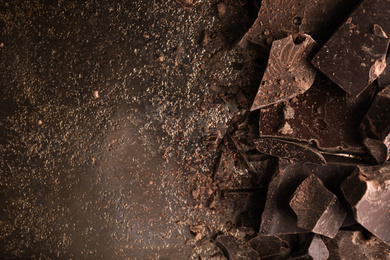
[341, 163, 390, 244]
[248, 235, 292, 259]
[215, 235, 259, 260]
[361, 85, 390, 163]
[326, 231, 390, 259]
[289, 234, 329, 260]
[290, 175, 346, 238]
[259, 74, 376, 153]
[254, 138, 326, 165]
[378, 56, 390, 90]
[260, 159, 355, 235]
[250, 35, 318, 110]
[238, 0, 359, 49]
[312, 0, 390, 97]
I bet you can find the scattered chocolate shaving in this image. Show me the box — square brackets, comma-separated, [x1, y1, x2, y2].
[250, 34, 318, 111]
[176, 0, 196, 9]
[254, 138, 326, 165]
[373, 24, 388, 39]
[341, 163, 390, 245]
[289, 174, 346, 238]
[312, 0, 390, 97]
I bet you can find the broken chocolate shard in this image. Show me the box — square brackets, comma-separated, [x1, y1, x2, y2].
[260, 159, 355, 236]
[259, 74, 376, 153]
[361, 85, 390, 163]
[312, 0, 390, 97]
[378, 56, 390, 90]
[215, 235, 259, 260]
[250, 34, 318, 111]
[326, 230, 390, 260]
[254, 138, 326, 165]
[238, 0, 359, 49]
[289, 174, 346, 238]
[289, 234, 329, 260]
[248, 234, 292, 259]
[341, 162, 390, 245]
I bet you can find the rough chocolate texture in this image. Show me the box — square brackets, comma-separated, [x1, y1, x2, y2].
[215, 235, 259, 260]
[254, 138, 326, 165]
[290, 174, 346, 238]
[378, 56, 390, 90]
[312, 0, 390, 97]
[326, 231, 390, 259]
[239, 0, 359, 49]
[341, 162, 390, 244]
[260, 159, 355, 236]
[361, 85, 390, 163]
[259, 74, 376, 153]
[250, 34, 318, 111]
[248, 235, 292, 259]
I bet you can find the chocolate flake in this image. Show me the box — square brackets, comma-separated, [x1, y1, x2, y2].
[289, 174, 346, 238]
[250, 34, 318, 111]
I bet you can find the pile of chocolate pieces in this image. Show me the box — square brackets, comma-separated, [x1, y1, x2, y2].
[214, 0, 390, 259]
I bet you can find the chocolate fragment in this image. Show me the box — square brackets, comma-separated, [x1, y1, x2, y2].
[312, 0, 390, 97]
[326, 231, 390, 259]
[215, 235, 259, 260]
[361, 85, 390, 163]
[250, 34, 318, 111]
[290, 175, 346, 238]
[260, 159, 355, 235]
[239, 0, 359, 49]
[289, 234, 329, 260]
[378, 56, 390, 90]
[254, 138, 326, 165]
[248, 235, 292, 259]
[341, 162, 390, 244]
[259, 74, 376, 153]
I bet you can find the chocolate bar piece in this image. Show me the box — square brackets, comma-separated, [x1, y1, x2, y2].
[260, 159, 355, 235]
[289, 175, 346, 238]
[312, 0, 390, 97]
[326, 231, 390, 259]
[254, 138, 326, 165]
[238, 0, 359, 49]
[378, 56, 390, 90]
[250, 35, 318, 111]
[248, 235, 292, 259]
[361, 85, 390, 163]
[341, 163, 390, 244]
[215, 235, 259, 260]
[289, 234, 329, 260]
[259, 74, 376, 153]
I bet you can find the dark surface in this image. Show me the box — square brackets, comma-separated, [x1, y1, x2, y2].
[260, 159, 355, 236]
[312, 0, 390, 97]
[258, 73, 376, 154]
[289, 174, 346, 238]
[378, 55, 390, 90]
[341, 163, 390, 245]
[0, 0, 263, 258]
[247, 234, 293, 259]
[250, 34, 318, 111]
[215, 235, 259, 260]
[361, 85, 390, 163]
[289, 234, 329, 260]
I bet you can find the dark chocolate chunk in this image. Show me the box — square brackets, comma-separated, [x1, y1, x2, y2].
[312, 0, 390, 97]
[239, 0, 359, 49]
[361, 85, 390, 163]
[254, 138, 326, 165]
[215, 235, 259, 260]
[289, 234, 329, 260]
[248, 235, 292, 259]
[326, 231, 390, 259]
[341, 162, 390, 244]
[250, 35, 318, 111]
[289, 175, 346, 238]
[259, 74, 376, 153]
[378, 55, 390, 90]
[260, 159, 355, 235]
